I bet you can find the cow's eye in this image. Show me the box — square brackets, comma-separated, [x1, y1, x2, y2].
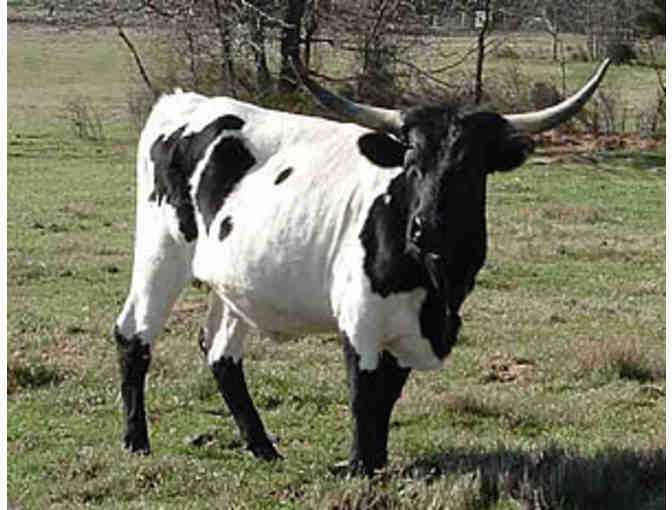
[406, 166, 422, 180]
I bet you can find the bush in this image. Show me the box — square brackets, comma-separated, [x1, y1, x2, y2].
[530, 82, 561, 110]
[61, 95, 105, 141]
[637, 88, 665, 138]
[569, 85, 636, 135]
[607, 41, 638, 64]
[494, 44, 520, 60]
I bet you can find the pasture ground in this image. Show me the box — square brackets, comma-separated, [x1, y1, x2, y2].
[7, 23, 665, 509]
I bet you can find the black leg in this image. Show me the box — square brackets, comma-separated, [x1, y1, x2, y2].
[115, 326, 151, 454]
[211, 356, 281, 460]
[375, 350, 411, 460]
[342, 337, 411, 476]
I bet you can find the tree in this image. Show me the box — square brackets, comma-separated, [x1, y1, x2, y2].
[635, 0, 665, 36]
[279, 0, 306, 92]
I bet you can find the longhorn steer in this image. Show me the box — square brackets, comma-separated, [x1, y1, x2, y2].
[114, 59, 610, 475]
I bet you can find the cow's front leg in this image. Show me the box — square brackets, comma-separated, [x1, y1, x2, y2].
[342, 336, 411, 475]
[115, 328, 152, 454]
[204, 297, 280, 460]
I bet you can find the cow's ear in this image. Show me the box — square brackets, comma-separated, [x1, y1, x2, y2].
[466, 112, 535, 174]
[358, 133, 406, 168]
[486, 133, 535, 173]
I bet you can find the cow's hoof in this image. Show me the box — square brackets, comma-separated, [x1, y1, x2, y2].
[328, 459, 351, 475]
[328, 459, 378, 477]
[345, 457, 386, 478]
[124, 436, 151, 455]
[248, 441, 282, 461]
[124, 444, 151, 456]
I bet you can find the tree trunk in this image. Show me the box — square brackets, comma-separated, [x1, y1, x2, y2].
[303, 0, 319, 69]
[473, 0, 490, 105]
[249, 13, 272, 94]
[279, 0, 306, 93]
[213, 0, 236, 96]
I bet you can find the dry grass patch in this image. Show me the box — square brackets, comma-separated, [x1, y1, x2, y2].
[7, 352, 70, 395]
[576, 337, 664, 383]
[541, 204, 609, 225]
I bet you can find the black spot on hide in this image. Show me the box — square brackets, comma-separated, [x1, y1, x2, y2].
[274, 167, 293, 185]
[196, 137, 256, 233]
[219, 215, 233, 241]
[149, 115, 246, 241]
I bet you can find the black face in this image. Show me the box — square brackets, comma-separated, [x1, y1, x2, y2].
[400, 106, 533, 264]
[358, 103, 533, 303]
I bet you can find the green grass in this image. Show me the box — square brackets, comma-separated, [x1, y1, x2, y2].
[8, 23, 665, 509]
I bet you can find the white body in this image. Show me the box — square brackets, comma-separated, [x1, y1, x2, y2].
[116, 91, 442, 371]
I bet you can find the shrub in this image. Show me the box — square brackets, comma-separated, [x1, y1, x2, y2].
[607, 40, 638, 64]
[637, 88, 665, 138]
[61, 95, 105, 141]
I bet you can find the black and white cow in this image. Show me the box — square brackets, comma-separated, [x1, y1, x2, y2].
[114, 59, 610, 474]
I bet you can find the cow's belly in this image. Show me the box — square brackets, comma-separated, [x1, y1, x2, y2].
[192, 205, 340, 336]
[198, 259, 337, 337]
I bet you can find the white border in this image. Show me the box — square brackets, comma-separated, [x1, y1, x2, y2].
[1, 1, 8, 507]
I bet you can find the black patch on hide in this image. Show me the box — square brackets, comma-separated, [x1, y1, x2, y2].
[196, 137, 256, 233]
[148, 115, 246, 241]
[358, 170, 483, 360]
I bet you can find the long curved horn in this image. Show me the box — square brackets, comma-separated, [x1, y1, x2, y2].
[504, 59, 611, 134]
[291, 58, 403, 133]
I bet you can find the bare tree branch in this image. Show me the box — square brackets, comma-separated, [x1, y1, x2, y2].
[115, 20, 158, 98]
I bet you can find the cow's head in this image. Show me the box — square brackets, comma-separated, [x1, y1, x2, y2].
[293, 59, 610, 295]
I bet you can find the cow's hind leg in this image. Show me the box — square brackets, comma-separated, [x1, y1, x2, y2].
[342, 336, 411, 475]
[203, 296, 280, 460]
[115, 228, 191, 453]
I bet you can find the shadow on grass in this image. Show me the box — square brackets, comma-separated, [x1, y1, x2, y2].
[601, 150, 665, 171]
[404, 444, 664, 510]
[625, 151, 665, 171]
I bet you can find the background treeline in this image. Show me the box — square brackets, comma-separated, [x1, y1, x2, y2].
[21, 0, 666, 135]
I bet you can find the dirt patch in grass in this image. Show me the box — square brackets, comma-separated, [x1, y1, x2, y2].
[7, 354, 69, 394]
[482, 352, 536, 384]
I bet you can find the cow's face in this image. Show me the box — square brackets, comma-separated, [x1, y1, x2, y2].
[359, 105, 533, 297]
[400, 106, 534, 260]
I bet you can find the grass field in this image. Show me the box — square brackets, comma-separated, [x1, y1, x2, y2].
[7, 23, 665, 509]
